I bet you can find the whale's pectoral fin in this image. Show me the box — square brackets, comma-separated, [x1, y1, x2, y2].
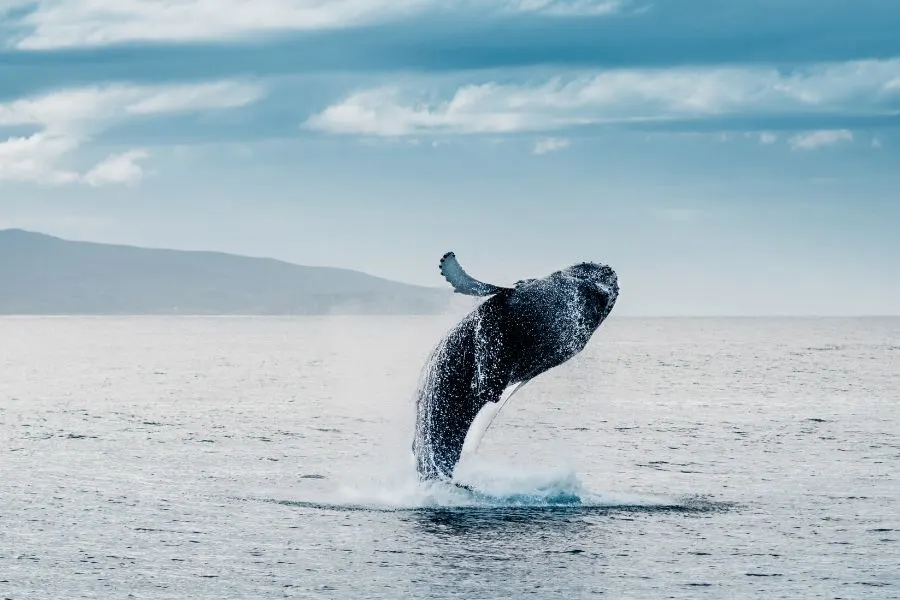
[440, 252, 511, 297]
[461, 379, 532, 457]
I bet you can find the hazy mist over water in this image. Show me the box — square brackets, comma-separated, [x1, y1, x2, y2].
[2, 316, 898, 598]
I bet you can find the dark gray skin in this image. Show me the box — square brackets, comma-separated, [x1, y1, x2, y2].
[412, 252, 620, 482]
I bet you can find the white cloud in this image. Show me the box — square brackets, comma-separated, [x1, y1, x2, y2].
[4, 0, 624, 49]
[758, 132, 778, 145]
[83, 149, 150, 187]
[8, 0, 414, 49]
[307, 59, 900, 136]
[125, 82, 264, 115]
[306, 83, 595, 136]
[533, 137, 570, 154]
[0, 133, 80, 185]
[0, 81, 263, 132]
[0, 80, 263, 186]
[510, 0, 621, 16]
[788, 129, 854, 151]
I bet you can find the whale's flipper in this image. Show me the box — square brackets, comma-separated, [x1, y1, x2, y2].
[461, 378, 532, 457]
[440, 252, 510, 297]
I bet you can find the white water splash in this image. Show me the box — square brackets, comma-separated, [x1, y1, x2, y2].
[294, 462, 677, 511]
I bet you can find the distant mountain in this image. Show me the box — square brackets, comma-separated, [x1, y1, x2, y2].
[0, 229, 458, 315]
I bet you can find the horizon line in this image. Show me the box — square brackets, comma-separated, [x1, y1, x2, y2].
[0, 313, 897, 319]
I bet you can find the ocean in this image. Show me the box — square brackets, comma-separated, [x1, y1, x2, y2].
[2, 316, 898, 598]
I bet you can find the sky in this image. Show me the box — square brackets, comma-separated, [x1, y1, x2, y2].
[0, 0, 898, 316]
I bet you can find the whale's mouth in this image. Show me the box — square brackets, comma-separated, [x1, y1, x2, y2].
[562, 262, 619, 317]
[596, 281, 617, 301]
[593, 279, 618, 322]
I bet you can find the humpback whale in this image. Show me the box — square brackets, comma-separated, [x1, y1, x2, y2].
[412, 252, 619, 482]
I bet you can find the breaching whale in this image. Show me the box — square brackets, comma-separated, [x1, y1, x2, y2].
[412, 252, 619, 482]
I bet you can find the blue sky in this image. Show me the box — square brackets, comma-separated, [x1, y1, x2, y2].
[1, 0, 898, 315]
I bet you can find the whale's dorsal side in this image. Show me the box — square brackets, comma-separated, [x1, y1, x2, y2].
[439, 252, 511, 297]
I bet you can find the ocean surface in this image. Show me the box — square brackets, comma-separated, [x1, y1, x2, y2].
[2, 315, 898, 599]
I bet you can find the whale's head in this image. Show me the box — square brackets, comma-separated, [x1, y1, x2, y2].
[560, 261, 619, 325]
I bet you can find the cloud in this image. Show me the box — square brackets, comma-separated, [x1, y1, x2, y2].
[4, 0, 414, 49]
[3, 0, 625, 50]
[0, 80, 263, 185]
[533, 137, 570, 154]
[83, 149, 150, 187]
[788, 129, 854, 150]
[306, 59, 900, 136]
[757, 132, 778, 145]
[0, 81, 264, 132]
[0, 133, 80, 184]
[510, 0, 621, 16]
